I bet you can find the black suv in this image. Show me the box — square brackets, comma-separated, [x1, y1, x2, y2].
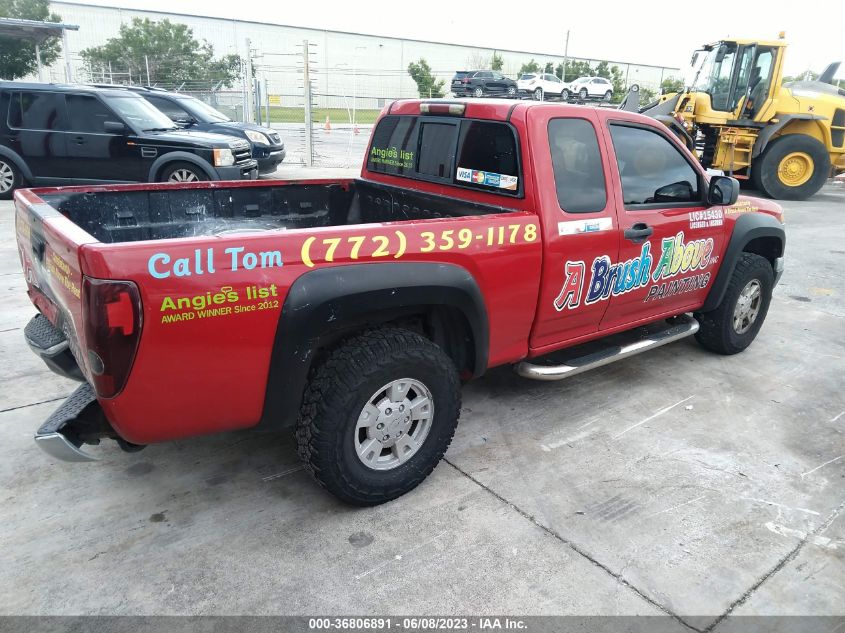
[99, 86, 286, 175]
[451, 70, 518, 98]
[0, 83, 258, 199]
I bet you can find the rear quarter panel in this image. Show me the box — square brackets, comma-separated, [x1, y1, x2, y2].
[79, 210, 542, 444]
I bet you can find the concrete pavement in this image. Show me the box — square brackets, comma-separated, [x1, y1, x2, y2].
[0, 179, 842, 625]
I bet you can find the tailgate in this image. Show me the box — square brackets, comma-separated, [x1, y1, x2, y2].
[14, 189, 98, 381]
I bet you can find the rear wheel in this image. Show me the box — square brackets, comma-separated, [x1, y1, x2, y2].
[603, 90, 613, 101]
[507, 85, 516, 97]
[694, 253, 774, 355]
[473, 86, 484, 98]
[533, 87, 543, 100]
[296, 327, 461, 506]
[0, 158, 23, 200]
[751, 134, 830, 200]
[160, 162, 209, 183]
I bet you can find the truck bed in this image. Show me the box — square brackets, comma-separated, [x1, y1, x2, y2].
[39, 179, 517, 244]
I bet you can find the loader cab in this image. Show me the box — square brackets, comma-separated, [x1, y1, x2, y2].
[684, 39, 786, 124]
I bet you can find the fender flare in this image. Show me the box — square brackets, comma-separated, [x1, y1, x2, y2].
[0, 146, 34, 183]
[146, 152, 219, 182]
[258, 262, 489, 430]
[700, 213, 785, 312]
[751, 114, 827, 158]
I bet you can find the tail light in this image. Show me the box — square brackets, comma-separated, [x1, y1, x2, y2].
[462, 77, 470, 84]
[82, 277, 143, 398]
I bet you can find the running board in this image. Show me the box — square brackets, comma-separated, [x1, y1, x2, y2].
[515, 315, 699, 381]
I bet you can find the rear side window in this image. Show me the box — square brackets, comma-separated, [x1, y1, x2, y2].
[8, 92, 62, 130]
[548, 118, 607, 213]
[368, 115, 521, 196]
[609, 124, 700, 205]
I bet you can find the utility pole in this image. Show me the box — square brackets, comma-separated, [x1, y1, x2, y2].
[303, 39, 313, 167]
[245, 37, 254, 123]
[145, 55, 151, 86]
[561, 30, 570, 83]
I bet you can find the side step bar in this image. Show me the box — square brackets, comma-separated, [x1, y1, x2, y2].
[515, 315, 699, 381]
[35, 383, 101, 462]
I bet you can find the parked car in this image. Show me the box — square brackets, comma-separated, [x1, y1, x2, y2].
[0, 83, 258, 199]
[96, 86, 285, 175]
[18, 98, 785, 506]
[451, 70, 518, 98]
[567, 76, 614, 100]
[517, 72, 567, 100]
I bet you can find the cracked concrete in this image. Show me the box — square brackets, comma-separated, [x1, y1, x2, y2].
[0, 180, 842, 620]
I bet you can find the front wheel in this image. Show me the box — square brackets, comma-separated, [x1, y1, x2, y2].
[694, 253, 774, 355]
[579, 88, 588, 99]
[160, 162, 209, 183]
[561, 88, 570, 101]
[0, 158, 23, 200]
[751, 134, 830, 200]
[296, 327, 461, 506]
[533, 87, 543, 100]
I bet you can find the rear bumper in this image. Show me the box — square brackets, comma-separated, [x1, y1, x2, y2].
[35, 383, 101, 462]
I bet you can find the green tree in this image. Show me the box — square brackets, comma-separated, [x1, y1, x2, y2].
[80, 18, 242, 87]
[660, 76, 684, 94]
[0, 0, 62, 80]
[558, 59, 593, 82]
[544, 62, 554, 74]
[518, 59, 540, 76]
[491, 51, 503, 71]
[639, 86, 657, 105]
[408, 58, 445, 98]
[594, 61, 625, 100]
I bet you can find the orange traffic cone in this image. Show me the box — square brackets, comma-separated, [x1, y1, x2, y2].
[324, 115, 331, 132]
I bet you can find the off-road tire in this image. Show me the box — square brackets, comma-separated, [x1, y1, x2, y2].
[159, 161, 210, 183]
[0, 158, 23, 200]
[694, 253, 774, 355]
[296, 327, 461, 506]
[751, 134, 830, 201]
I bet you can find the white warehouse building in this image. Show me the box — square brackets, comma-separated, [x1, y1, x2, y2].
[35, 2, 679, 113]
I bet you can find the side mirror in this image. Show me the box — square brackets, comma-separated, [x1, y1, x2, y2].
[654, 180, 695, 202]
[174, 117, 195, 127]
[103, 120, 127, 134]
[708, 175, 740, 205]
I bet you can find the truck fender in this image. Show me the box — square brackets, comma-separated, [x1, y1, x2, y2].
[258, 262, 489, 430]
[700, 213, 785, 312]
[146, 152, 219, 182]
[751, 114, 827, 158]
[0, 146, 34, 183]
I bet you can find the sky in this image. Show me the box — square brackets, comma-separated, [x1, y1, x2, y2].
[71, 0, 842, 77]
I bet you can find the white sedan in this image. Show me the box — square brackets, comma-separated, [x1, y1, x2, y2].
[517, 73, 568, 100]
[567, 76, 614, 100]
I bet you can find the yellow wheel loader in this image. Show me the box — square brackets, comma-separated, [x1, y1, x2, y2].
[640, 37, 845, 200]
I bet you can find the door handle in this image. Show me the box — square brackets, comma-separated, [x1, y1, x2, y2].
[72, 135, 85, 144]
[624, 222, 653, 243]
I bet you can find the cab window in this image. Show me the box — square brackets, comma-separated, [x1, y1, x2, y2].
[609, 124, 700, 206]
[548, 118, 606, 213]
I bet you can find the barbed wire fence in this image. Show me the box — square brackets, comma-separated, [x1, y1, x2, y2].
[45, 46, 669, 170]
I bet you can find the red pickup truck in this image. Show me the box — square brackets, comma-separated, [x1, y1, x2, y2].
[16, 99, 785, 505]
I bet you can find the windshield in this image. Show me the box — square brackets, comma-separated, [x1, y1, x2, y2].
[180, 96, 231, 123]
[692, 43, 738, 99]
[105, 95, 176, 131]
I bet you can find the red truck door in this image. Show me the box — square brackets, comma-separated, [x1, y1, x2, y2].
[598, 119, 726, 330]
[527, 109, 622, 353]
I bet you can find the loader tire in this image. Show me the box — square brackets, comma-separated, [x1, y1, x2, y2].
[752, 134, 830, 200]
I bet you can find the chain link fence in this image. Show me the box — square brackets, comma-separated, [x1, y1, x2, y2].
[59, 43, 671, 170]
